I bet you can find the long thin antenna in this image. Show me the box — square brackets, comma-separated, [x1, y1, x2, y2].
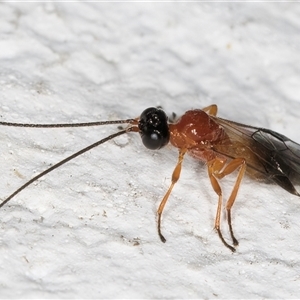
[0, 119, 135, 128]
[0, 127, 136, 209]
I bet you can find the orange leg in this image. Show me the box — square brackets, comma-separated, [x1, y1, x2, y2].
[202, 104, 218, 116]
[207, 157, 246, 251]
[157, 149, 186, 242]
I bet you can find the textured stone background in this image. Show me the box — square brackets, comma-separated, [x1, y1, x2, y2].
[0, 3, 300, 298]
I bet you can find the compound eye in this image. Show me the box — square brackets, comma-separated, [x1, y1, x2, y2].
[142, 130, 165, 150]
[138, 107, 170, 150]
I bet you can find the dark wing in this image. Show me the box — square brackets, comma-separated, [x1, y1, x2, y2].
[211, 116, 300, 196]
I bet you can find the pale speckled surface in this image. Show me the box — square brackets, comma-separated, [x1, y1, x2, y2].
[0, 3, 300, 299]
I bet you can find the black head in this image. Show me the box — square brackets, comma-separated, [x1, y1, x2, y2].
[138, 107, 170, 150]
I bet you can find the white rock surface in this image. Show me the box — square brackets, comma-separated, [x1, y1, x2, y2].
[0, 3, 300, 298]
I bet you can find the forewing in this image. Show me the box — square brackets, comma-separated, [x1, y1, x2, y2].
[211, 116, 300, 196]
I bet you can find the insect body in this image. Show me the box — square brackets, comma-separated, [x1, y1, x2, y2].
[1, 104, 299, 252]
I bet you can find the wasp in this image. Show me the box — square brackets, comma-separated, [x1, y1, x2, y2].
[1, 104, 299, 252]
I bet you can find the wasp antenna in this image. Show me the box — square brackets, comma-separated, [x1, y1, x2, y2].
[0, 127, 137, 209]
[0, 119, 136, 128]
